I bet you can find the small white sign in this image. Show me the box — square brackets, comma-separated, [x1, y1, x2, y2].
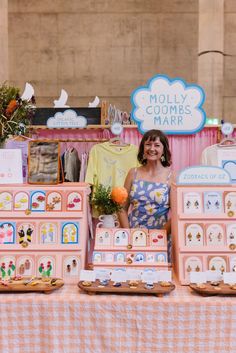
[79, 270, 96, 282]
[221, 122, 234, 136]
[141, 270, 158, 283]
[110, 122, 123, 135]
[206, 270, 222, 282]
[47, 109, 87, 128]
[189, 271, 207, 284]
[126, 269, 142, 281]
[177, 166, 231, 185]
[0, 149, 23, 184]
[110, 270, 127, 282]
[94, 269, 111, 280]
[158, 271, 172, 282]
[223, 272, 236, 284]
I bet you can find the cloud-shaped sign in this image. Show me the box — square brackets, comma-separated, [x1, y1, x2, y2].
[131, 74, 206, 135]
[47, 109, 87, 128]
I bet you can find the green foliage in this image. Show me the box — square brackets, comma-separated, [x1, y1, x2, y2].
[0, 83, 35, 143]
[91, 183, 123, 215]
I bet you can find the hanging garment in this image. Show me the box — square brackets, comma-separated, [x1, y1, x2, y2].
[64, 148, 81, 182]
[85, 141, 139, 188]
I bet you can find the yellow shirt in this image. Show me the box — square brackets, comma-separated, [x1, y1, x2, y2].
[85, 142, 139, 187]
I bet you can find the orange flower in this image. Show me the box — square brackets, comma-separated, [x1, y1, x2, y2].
[6, 99, 18, 116]
[111, 187, 128, 204]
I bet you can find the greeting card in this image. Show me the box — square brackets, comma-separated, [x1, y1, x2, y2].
[183, 192, 202, 214]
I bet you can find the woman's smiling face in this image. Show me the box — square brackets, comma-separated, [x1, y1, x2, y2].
[143, 137, 164, 162]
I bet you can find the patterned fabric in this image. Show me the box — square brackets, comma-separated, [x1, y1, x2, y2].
[0, 284, 235, 353]
[128, 174, 170, 229]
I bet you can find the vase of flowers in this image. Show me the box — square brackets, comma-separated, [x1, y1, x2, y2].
[0, 83, 35, 146]
[91, 184, 128, 228]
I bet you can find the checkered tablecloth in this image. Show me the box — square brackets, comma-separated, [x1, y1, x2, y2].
[0, 282, 236, 353]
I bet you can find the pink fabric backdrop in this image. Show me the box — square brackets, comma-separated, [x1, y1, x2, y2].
[35, 127, 220, 172]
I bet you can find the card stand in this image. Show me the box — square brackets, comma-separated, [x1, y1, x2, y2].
[171, 183, 236, 285]
[92, 228, 168, 270]
[78, 280, 175, 296]
[0, 277, 64, 293]
[189, 281, 236, 296]
[0, 183, 90, 284]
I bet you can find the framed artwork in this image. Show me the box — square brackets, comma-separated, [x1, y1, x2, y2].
[28, 141, 60, 184]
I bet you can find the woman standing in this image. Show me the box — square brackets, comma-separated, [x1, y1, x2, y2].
[118, 129, 174, 258]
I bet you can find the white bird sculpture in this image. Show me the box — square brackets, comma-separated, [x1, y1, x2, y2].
[54, 89, 70, 108]
[88, 96, 100, 108]
[21, 82, 34, 101]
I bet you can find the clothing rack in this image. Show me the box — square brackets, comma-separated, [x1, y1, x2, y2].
[31, 138, 109, 143]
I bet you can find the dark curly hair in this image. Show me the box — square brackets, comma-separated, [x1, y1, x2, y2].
[137, 129, 172, 167]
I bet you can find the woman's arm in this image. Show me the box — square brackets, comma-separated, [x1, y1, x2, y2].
[118, 169, 134, 228]
[165, 171, 176, 235]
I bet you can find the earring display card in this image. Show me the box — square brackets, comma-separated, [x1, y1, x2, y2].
[66, 192, 83, 211]
[131, 229, 147, 247]
[17, 222, 35, 247]
[226, 224, 236, 247]
[229, 256, 236, 272]
[114, 253, 126, 263]
[113, 229, 130, 247]
[61, 222, 79, 244]
[39, 222, 57, 244]
[0, 192, 13, 211]
[184, 256, 203, 280]
[183, 192, 202, 214]
[30, 191, 46, 212]
[185, 224, 204, 246]
[203, 191, 223, 214]
[46, 191, 62, 211]
[17, 255, 35, 276]
[206, 224, 224, 246]
[149, 230, 167, 247]
[0, 222, 15, 244]
[63, 255, 80, 277]
[95, 229, 113, 248]
[224, 192, 236, 215]
[14, 192, 29, 211]
[208, 256, 227, 272]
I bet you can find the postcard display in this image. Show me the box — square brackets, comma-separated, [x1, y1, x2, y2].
[0, 183, 90, 283]
[92, 228, 169, 270]
[171, 179, 236, 285]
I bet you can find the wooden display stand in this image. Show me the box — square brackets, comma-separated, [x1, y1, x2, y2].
[92, 227, 168, 270]
[0, 183, 90, 284]
[78, 280, 175, 296]
[0, 277, 64, 293]
[171, 183, 236, 285]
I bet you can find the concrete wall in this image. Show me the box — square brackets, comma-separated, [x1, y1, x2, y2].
[8, 0, 198, 113]
[224, 0, 236, 123]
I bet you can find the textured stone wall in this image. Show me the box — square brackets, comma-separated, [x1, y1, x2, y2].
[224, 0, 236, 123]
[8, 0, 198, 113]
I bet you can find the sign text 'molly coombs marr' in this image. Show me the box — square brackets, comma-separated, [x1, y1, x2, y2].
[131, 74, 206, 135]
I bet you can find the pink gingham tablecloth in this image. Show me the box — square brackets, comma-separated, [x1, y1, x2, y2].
[0, 282, 235, 353]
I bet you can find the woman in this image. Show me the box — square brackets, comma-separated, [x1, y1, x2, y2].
[118, 129, 174, 237]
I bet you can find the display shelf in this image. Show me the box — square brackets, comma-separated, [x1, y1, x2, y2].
[92, 228, 169, 270]
[171, 183, 236, 285]
[0, 183, 90, 284]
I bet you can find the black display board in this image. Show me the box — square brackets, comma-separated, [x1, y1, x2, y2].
[32, 107, 101, 126]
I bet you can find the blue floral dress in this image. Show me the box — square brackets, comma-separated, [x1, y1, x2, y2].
[128, 171, 171, 229]
[128, 169, 172, 261]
